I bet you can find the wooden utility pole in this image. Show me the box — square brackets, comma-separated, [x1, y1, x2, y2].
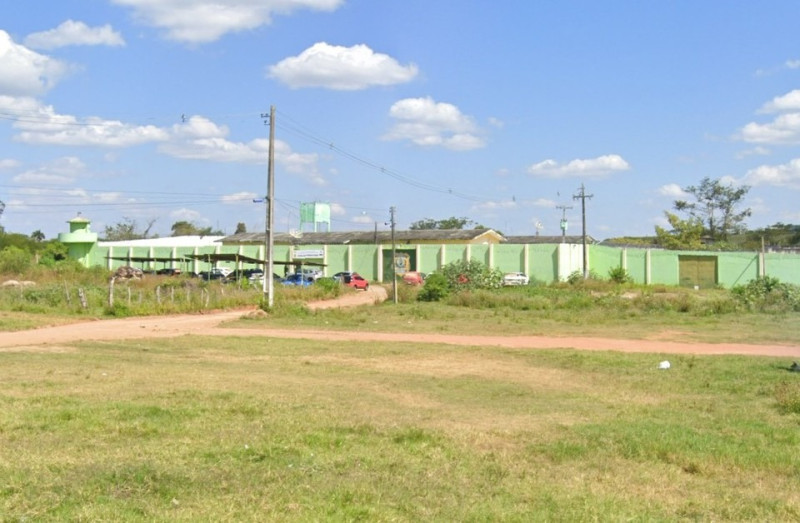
[573, 184, 593, 279]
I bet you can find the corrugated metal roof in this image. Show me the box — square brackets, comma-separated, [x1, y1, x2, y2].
[220, 229, 504, 245]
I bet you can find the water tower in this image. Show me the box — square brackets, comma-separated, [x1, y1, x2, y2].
[57, 214, 98, 267]
[299, 202, 331, 232]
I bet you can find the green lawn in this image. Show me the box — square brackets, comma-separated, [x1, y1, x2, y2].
[2, 335, 798, 520]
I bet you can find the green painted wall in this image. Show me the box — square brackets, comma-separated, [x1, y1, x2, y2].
[765, 253, 799, 283]
[589, 245, 624, 279]
[649, 249, 679, 285]
[77, 240, 800, 287]
[418, 245, 442, 274]
[493, 244, 525, 274]
[719, 252, 759, 287]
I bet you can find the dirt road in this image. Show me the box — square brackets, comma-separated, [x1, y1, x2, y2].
[1, 285, 798, 358]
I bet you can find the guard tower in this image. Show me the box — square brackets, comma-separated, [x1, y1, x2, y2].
[299, 202, 331, 232]
[57, 214, 98, 267]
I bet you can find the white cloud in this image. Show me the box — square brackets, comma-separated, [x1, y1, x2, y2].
[0, 94, 168, 147]
[739, 113, 800, 144]
[11, 156, 87, 185]
[472, 199, 517, 211]
[0, 158, 20, 169]
[161, 115, 326, 185]
[735, 146, 770, 159]
[0, 30, 69, 96]
[527, 154, 630, 178]
[329, 203, 346, 216]
[786, 59, 800, 69]
[759, 89, 800, 113]
[112, 0, 343, 43]
[383, 97, 486, 150]
[269, 42, 418, 90]
[24, 20, 125, 50]
[351, 213, 373, 224]
[170, 208, 204, 222]
[743, 158, 800, 189]
[222, 191, 258, 204]
[658, 183, 687, 198]
[532, 198, 556, 208]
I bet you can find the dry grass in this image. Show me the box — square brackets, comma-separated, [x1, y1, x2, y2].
[1, 335, 798, 520]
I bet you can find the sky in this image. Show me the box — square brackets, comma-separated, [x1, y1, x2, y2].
[2, 1, 800, 241]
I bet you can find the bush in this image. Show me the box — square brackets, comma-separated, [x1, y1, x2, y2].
[440, 259, 503, 291]
[0, 246, 33, 274]
[608, 266, 633, 284]
[418, 273, 449, 302]
[731, 277, 800, 312]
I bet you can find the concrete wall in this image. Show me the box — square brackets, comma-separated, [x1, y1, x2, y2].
[83, 242, 800, 287]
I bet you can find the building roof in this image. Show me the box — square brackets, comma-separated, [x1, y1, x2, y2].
[503, 235, 597, 244]
[99, 236, 226, 248]
[221, 229, 504, 245]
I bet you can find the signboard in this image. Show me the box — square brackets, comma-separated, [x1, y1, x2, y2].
[294, 249, 324, 259]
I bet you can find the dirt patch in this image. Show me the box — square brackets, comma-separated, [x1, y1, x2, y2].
[0, 285, 797, 358]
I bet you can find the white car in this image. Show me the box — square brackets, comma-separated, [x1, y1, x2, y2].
[503, 272, 530, 286]
[299, 267, 323, 280]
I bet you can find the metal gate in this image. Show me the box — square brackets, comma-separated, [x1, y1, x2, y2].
[678, 255, 717, 288]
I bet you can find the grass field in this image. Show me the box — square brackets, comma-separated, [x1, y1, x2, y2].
[2, 335, 799, 520]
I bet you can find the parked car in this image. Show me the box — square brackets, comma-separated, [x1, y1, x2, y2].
[332, 271, 355, 282]
[281, 273, 314, 286]
[299, 267, 323, 281]
[344, 273, 369, 290]
[156, 268, 182, 276]
[247, 271, 283, 285]
[502, 272, 530, 286]
[402, 271, 426, 285]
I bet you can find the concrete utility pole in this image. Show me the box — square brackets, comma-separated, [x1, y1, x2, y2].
[390, 206, 398, 304]
[259, 106, 276, 307]
[573, 184, 593, 279]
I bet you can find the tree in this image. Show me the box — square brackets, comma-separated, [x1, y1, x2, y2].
[409, 216, 484, 230]
[170, 220, 224, 237]
[103, 217, 156, 241]
[673, 177, 751, 241]
[655, 212, 704, 250]
[235, 222, 247, 234]
[30, 230, 45, 242]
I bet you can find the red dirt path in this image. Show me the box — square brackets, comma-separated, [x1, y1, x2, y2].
[1, 286, 798, 358]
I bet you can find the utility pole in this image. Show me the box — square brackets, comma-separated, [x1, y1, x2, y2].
[390, 206, 397, 304]
[572, 183, 593, 279]
[259, 106, 276, 307]
[556, 204, 573, 243]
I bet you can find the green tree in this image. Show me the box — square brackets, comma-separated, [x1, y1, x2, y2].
[170, 220, 224, 236]
[409, 216, 484, 230]
[673, 177, 751, 241]
[103, 217, 156, 241]
[655, 212, 704, 250]
[30, 230, 45, 242]
[235, 222, 247, 234]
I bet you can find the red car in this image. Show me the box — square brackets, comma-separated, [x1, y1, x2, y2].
[345, 273, 369, 290]
[402, 271, 426, 285]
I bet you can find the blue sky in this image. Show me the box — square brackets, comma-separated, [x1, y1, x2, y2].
[2, 1, 800, 240]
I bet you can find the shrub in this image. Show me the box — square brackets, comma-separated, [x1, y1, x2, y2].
[439, 259, 503, 291]
[418, 273, 449, 302]
[0, 246, 33, 274]
[608, 266, 633, 284]
[731, 277, 800, 312]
